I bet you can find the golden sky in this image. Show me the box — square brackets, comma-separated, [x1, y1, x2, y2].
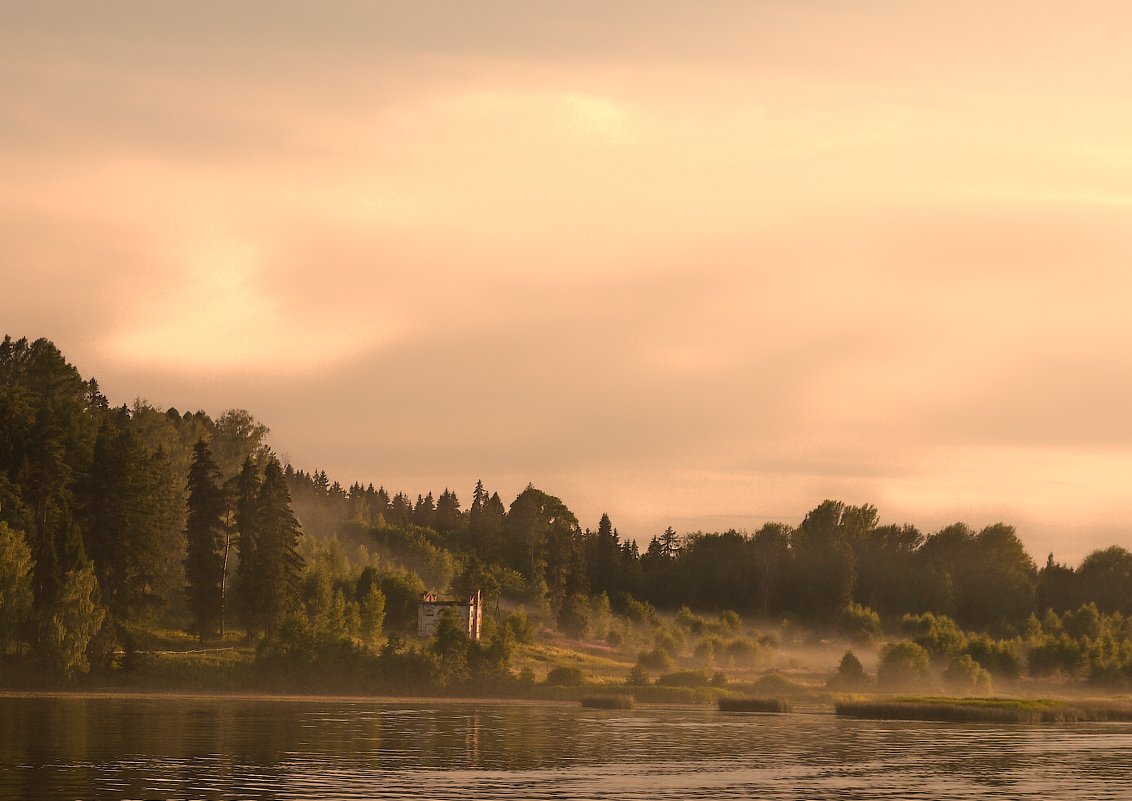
[3, 1, 1131, 561]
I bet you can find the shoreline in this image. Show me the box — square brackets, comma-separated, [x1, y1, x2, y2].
[0, 688, 584, 706]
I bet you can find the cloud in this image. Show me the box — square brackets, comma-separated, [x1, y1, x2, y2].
[4, 0, 1132, 555]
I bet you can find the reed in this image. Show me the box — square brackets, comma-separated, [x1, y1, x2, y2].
[717, 696, 792, 713]
[581, 694, 635, 709]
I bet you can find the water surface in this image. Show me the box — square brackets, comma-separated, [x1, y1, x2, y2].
[1, 696, 1130, 799]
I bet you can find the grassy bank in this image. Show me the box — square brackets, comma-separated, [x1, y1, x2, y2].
[835, 696, 1132, 723]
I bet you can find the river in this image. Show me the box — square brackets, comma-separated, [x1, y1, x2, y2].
[1, 696, 1131, 799]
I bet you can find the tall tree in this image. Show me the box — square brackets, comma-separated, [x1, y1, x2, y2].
[234, 457, 262, 638]
[184, 439, 228, 641]
[252, 456, 305, 637]
[0, 522, 34, 653]
[85, 419, 174, 621]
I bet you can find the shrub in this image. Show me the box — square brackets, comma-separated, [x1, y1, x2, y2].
[944, 654, 993, 695]
[558, 593, 591, 639]
[827, 650, 870, 691]
[1028, 634, 1085, 677]
[637, 646, 675, 672]
[753, 671, 802, 695]
[901, 612, 966, 658]
[620, 596, 660, 627]
[545, 666, 586, 687]
[725, 637, 763, 667]
[964, 634, 1023, 679]
[654, 628, 685, 656]
[626, 664, 651, 686]
[694, 636, 724, 665]
[676, 605, 706, 633]
[503, 611, 536, 644]
[718, 610, 741, 631]
[877, 641, 931, 690]
[839, 603, 882, 644]
[1063, 603, 1103, 641]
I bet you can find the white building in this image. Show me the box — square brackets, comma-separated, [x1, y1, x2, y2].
[417, 590, 483, 640]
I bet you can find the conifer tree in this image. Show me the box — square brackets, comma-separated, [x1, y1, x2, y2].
[184, 439, 227, 641]
[86, 420, 172, 620]
[254, 456, 304, 636]
[234, 457, 261, 639]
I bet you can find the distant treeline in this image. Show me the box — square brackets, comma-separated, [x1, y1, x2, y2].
[2, 335, 1130, 683]
[287, 469, 1131, 632]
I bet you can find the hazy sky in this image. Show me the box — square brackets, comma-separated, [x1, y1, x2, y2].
[3, 2, 1131, 563]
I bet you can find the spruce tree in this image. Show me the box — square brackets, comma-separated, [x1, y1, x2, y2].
[234, 457, 261, 639]
[255, 456, 304, 637]
[184, 439, 227, 642]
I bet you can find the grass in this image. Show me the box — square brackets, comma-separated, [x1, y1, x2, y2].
[835, 696, 1132, 723]
[581, 694, 635, 709]
[718, 696, 792, 714]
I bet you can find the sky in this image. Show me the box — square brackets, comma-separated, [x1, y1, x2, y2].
[3, 1, 1131, 563]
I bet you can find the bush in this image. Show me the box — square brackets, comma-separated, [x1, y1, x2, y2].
[654, 628, 685, 656]
[753, 672, 802, 695]
[626, 664, 651, 686]
[901, 612, 966, 659]
[557, 594, 591, 639]
[718, 610, 741, 631]
[694, 636, 724, 665]
[944, 654, 993, 694]
[1028, 634, 1085, 677]
[676, 605, 706, 633]
[827, 650, 871, 691]
[620, 596, 660, 627]
[964, 634, 1023, 679]
[725, 637, 764, 667]
[503, 611, 536, 644]
[877, 641, 932, 691]
[839, 603, 882, 644]
[637, 646, 675, 672]
[545, 666, 587, 687]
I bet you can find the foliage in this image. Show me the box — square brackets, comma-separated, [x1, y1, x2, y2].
[944, 654, 993, 694]
[636, 646, 675, 672]
[184, 439, 229, 641]
[545, 665, 586, 687]
[626, 663, 651, 686]
[838, 602, 882, 644]
[0, 522, 34, 653]
[877, 641, 932, 691]
[38, 561, 107, 680]
[900, 612, 966, 659]
[827, 650, 871, 691]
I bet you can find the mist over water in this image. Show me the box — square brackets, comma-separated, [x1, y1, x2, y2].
[2, 697, 1131, 800]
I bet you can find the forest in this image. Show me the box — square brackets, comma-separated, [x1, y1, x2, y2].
[3, 335, 1132, 695]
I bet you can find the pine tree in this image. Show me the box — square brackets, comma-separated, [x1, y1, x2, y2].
[234, 457, 261, 639]
[254, 456, 304, 636]
[184, 439, 227, 642]
[85, 419, 171, 621]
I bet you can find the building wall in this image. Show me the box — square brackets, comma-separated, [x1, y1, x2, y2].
[417, 590, 482, 640]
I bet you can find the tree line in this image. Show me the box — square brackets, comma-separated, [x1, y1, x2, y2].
[4, 335, 1132, 682]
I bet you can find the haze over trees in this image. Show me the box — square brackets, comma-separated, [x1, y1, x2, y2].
[4, 335, 1132, 688]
